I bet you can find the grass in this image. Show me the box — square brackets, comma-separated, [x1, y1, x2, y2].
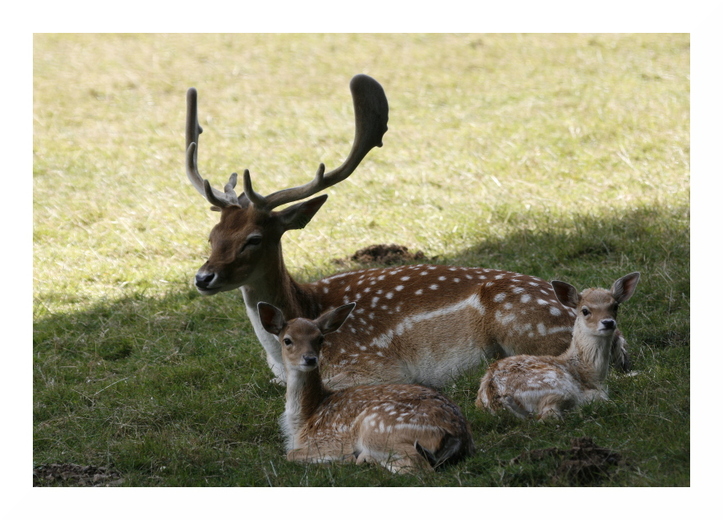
[33, 34, 689, 487]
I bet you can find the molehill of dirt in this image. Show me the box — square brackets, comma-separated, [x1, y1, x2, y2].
[333, 244, 429, 267]
[508, 437, 622, 486]
[33, 463, 124, 487]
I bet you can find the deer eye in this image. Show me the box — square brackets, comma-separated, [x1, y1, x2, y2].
[246, 235, 263, 247]
[240, 235, 263, 253]
[581, 307, 591, 317]
[283, 338, 292, 346]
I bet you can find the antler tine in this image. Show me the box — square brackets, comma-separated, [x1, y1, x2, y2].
[243, 169, 267, 208]
[223, 172, 241, 206]
[186, 88, 243, 209]
[254, 74, 389, 211]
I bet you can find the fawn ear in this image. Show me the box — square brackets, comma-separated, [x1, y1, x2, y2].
[276, 195, 328, 231]
[551, 280, 579, 309]
[611, 272, 641, 304]
[316, 303, 356, 336]
[257, 302, 287, 336]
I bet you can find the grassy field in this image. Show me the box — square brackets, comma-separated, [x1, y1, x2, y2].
[33, 34, 689, 488]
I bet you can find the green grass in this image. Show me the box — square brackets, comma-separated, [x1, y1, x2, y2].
[33, 34, 689, 487]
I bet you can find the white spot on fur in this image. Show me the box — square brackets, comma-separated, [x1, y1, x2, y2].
[495, 310, 516, 325]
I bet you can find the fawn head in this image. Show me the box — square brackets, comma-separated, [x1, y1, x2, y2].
[258, 302, 357, 371]
[551, 272, 640, 337]
[185, 75, 388, 295]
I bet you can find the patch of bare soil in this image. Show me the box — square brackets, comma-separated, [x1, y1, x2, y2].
[33, 463, 124, 487]
[333, 244, 429, 267]
[508, 437, 622, 486]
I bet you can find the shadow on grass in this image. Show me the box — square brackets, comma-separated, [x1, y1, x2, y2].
[33, 201, 689, 486]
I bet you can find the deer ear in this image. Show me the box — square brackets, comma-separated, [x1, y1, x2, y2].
[257, 302, 286, 335]
[276, 195, 328, 231]
[551, 281, 579, 309]
[611, 272, 640, 304]
[316, 303, 356, 336]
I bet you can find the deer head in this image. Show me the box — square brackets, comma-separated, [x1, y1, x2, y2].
[258, 302, 357, 372]
[185, 75, 389, 295]
[552, 272, 640, 338]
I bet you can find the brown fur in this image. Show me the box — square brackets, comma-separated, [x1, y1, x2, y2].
[186, 77, 631, 392]
[197, 205, 632, 389]
[260, 302, 474, 473]
[476, 273, 640, 420]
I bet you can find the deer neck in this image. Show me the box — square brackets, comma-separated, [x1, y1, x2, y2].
[240, 243, 321, 382]
[282, 367, 330, 447]
[241, 242, 319, 314]
[561, 322, 614, 383]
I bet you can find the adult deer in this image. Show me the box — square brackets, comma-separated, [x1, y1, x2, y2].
[185, 74, 631, 389]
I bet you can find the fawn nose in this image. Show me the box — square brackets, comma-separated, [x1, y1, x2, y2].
[601, 319, 616, 330]
[302, 355, 318, 367]
[195, 272, 216, 289]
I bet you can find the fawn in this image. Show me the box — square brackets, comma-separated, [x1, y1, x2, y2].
[476, 272, 640, 421]
[258, 301, 475, 473]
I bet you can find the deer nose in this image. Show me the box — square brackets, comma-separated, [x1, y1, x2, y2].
[302, 355, 318, 367]
[195, 272, 216, 289]
[601, 319, 616, 330]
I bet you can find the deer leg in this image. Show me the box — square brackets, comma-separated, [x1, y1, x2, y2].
[286, 447, 319, 462]
[536, 393, 576, 421]
[501, 396, 534, 419]
[287, 446, 354, 464]
[383, 444, 434, 474]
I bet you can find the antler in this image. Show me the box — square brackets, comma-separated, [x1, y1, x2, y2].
[185, 88, 246, 210]
[185, 75, 388, 211]
[244, 74, 389, 210]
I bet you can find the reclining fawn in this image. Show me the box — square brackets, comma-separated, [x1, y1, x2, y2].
[476, 272, 640, 420]
[258, 301, 474, 473]
[185, 74, 631, 390]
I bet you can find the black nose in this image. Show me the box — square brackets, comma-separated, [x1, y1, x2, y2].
[601, 319, 616, 330]
[195, 272, 215, 289]
[302, 355, 318, 366]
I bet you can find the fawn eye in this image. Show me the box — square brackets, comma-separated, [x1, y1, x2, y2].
[283, 338, 292, 346]
[581, 307, 591, 316]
